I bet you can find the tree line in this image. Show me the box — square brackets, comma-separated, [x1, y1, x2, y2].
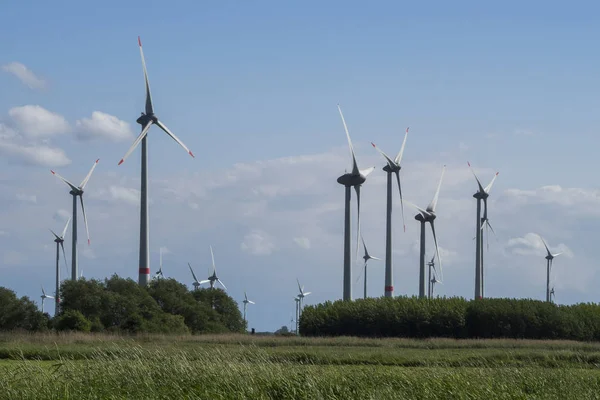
[0, 275, 246, 334]
[299, 296, 600, 341]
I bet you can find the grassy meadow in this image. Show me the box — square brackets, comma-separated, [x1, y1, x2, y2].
[2, 333, 600, 399]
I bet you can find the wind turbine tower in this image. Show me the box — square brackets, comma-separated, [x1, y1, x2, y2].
[294, 297, 300, 335]
[51, 160, 98, 281]
[50, 217, 70, 315]
[336, 105, 375, 301]
[538, 235, 563, 302]
[40, 286, 54, 314]
[468, 162, 499, 299]
[371, 128, 408, 297]
[405, 166, 445, 298]
[427, 255, 435, 298]
[360, 236, 380, 299]
[118, 37, 195, 286]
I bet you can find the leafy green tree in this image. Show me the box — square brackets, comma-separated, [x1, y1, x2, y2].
[192, 288, 246, 333]
[54, 310, 92, 332]
[0, 287, 48, 331]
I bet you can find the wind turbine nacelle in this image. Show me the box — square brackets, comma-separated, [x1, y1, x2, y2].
[337, 173, 366, 186]
[136, 113, 156, 126]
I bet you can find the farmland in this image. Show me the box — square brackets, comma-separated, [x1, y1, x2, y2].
[2, 333, 600, 399]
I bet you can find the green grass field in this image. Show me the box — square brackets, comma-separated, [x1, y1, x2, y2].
[2, 333, 600, 399]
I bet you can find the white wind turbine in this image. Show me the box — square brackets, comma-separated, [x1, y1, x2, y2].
[294, 296, 300, 335]
[188, 262, 202, 290]
[468, 162, 499, 299]
[117, 37, 195, 287]
[371, 127, 409, 297]
[336, 105, 375, 301]
[51, 159, 99, 281]
[40, 286, 54, 314]
[50, 217, 70, 316]
[296, 278, 311, 317]
[405, 166, 445, 298]
[357, 236, 381, 299]
[537, 234, 563, 303]
[242, 291, 255, 325]
[205, 246, 227, 290]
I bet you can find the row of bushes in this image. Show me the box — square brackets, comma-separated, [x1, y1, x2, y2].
[299, 297, 600, 341]
[0, 275, 246, 334]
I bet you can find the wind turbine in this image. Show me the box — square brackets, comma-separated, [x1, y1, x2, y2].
[50, 217, 70, 316]
[296, 279, 311, 317]
[405, 166, 445, 298]
[468, 162, 499, 299]
[550, 287, 555, 303]
[205, 246, 227, 290]
[427, 255, 435, 298]
[430, 276, 441, 298]
[117, 37, 195, 287]
[371, 127, 409, 297]
[294, 296, 300, 335]
[537, 234, 563, 302]
[358, 236, 381, 299]
[51, 159, 98, 281]
[336, 105, 375, 301]
[242, 291, 255, 325]
[188, 263, 203, 290]
[40, 286, 54, 314]
[154, 248, 164, 280]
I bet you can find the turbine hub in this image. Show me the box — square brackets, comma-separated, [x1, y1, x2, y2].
[136, 113, 156, 126]
[473, 191, 489, 200]
[382, 164, 400, 173]
[337, 173, 366, 186]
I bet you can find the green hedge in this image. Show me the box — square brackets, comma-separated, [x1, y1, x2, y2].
[299, 297, 600, 341]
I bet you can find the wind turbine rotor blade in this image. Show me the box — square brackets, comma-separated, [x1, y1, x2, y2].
[50, 170, 78, 192]
[199, 280, 210, 284]
[337, 104, 359, 175]
[41, 285, 46, 296]
[244, 292, 248, 302]
[49, 229, 61, 240]
[394, 170, 406, 232]
[371, 142, 395, 167]
[552, 252, 563, 258]
[359, 167, 376, 178]
[155, 120, 195, 158]
[403, 200, 430, 217]
[361, 235, 369, 258]
[118, 121, 153, 165]
[537, 234, 552, 258]
[355, 261, 366, 284]
[427, 165, 446, 213]
[370, 256, 382, 261]
[248, 300, 255, 304]
[217, 279, 227, 290]
[61, 217, 72, 239]
[303, 292, 311, 296]
[296, 278, 303, 294]
[79, 159, 99, 189]
[429, 221, 443, 283]
[79, 197, 91, 245]
[60, 241, 68, 274]
[188, 263, 199, 282]
[486, 220, 497, 237]
[138, 36, 154, 115]
[394, 127, 409, 164]
[484, 172, 500, 194]
[209, 245, 217, 274]
[354, 184, 362, 261]
[467, 162, 485, 193]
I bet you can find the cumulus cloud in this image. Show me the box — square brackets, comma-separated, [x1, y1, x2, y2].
[8, 105, 70, 137]
[506, 232, 574, 258]
[2, 62, 45, 90]
[75, 111, 134, 142]
[0, 140, 70, 167]
[241, 230, 276, 255]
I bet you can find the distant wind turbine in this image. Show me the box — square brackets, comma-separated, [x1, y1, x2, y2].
[357, 236, 380, 299]
[427, 255, 436, 298]
[188, 262, 202, 290]
[154, 248, 164, 280]
[50, 217, 70, 316]
[371, 127, 409, 297]
[296, 279, 311, 317]
[405, 166, 445, 298]
[205, 246, 226, 290]
[40, 286, 54, 314]
[336, 105, 375, 301]
[537, 234, 563, 302]
[117, 37, 195, 287]
[468, 162, 499, 299]
[242, 291, 255, 325]
[51, 159, 99, 281]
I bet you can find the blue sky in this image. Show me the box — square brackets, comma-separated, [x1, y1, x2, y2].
[1, 1, 600, 331]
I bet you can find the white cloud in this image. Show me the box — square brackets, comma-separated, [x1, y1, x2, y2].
[109, 186, 140, 206]
[16, 193, 36, 204]
[2, 62, 45, 90]
[75, 111, 134, 142]
[293, 237, 311, 249]
[241, 230, 275, 255]
[53, 209, 71, 221]
[8, 105, 70, 137]
[160, 246, 171, 255]
[0, 140, 70, 167]
[506, 232, 574, 258]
